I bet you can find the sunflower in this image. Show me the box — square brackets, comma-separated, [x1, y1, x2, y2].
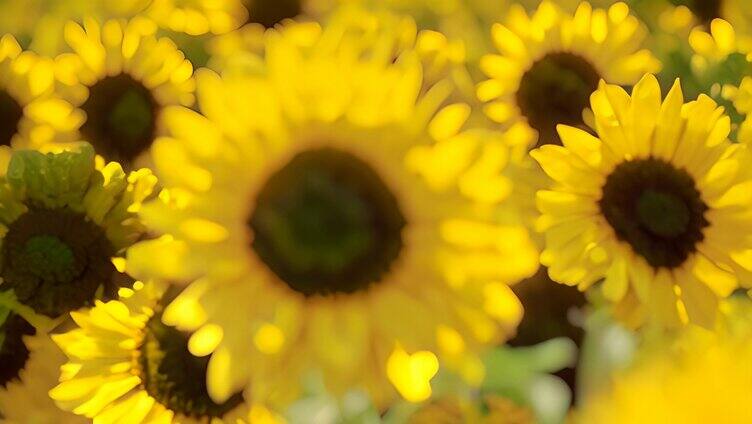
[121, 0, 249, 36]
[49, 281, 261, 423]
[477, 1, 660, 152]
[126, 17, 539, 406]
[0, 34, 81, 172]
[532, 74, 752, 329]
[0, 0, 93, 55]
[53, 18, 195, 168]
[210, 5, 475, 102]
[658, 0, 751, 33]
[0, 317, 87, 424]
[0, 144, 156, 319]
[572, 315, 752, 424]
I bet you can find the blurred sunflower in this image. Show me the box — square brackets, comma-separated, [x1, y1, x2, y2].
[209, 6, 476, 106]
[477, 1, 660, 152]
[662, 0, 752, 32]
[533, 74, 752, 329]
[0, 317, 86, 424]
[0, 0, 249, 55]
[126, 0, 248, 36]
[53, 18, 195, 168]
[0, 34, 80, 171]
[49, 281, 272, 423]
[572, 313, 752, 423]
[355, 0, 509, 63]
[684, 18, 752, 134]
[127, 16, 539, 406]
[0, 145, 156, 318]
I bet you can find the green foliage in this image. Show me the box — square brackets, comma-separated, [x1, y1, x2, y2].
[482, 338, 577, 424]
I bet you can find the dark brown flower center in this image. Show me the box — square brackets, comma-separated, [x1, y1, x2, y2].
[248, 148, 406, 297]
[509, 268, 586, 398]
[244, 0, 301, 28]
[516, 52, 600, 147]
[80, 74, 157, 165]
[0, 89, 23, 147]
[138, 309, 243, 418]
[0, 208, 119, 317]
[0, 314, 35, 387]
[599, 158, 709, 269]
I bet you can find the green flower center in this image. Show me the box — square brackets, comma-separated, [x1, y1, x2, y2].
[0, 89, 23, 147]
[599, 158, 709, 269]
[22, 235, 76, 283]
[249, 148, 406, 296]
[0, 314, 35, 387]
[1, 208, 118, 317]
[516, 52, 601, 147]
[670, 0, 722, 26]
[244, 0, 301, 28]
[138, 311, 243, 418]
[636, 190, 691, 238]
[80, 74, 157, 165]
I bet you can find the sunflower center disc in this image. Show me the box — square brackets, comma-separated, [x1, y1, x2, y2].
[23, 235, 76, 282]
[249, 147, 406, 296]
[0, 208, 116, 317]
[599, 158, 709, 269]
[0, 314, 35, 387]
[139, 312, 243, 418]
[80, 74, 157, 164]
[516, 52, 600, 146]
[0, 89, 23, 147]
[245, 0, 302, 28]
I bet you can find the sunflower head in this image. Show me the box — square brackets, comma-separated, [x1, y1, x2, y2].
[54, 18, 195, 168]
[0, 34, 81, 167]
[572, 315, 752, 423]
[139, 0, 249, 35]
[533, 74, 752, 329]
[127, 13, 538, 406]
[478, 1, 660, 151]
[50, 281, 252, 422]
[0, 326, 87, 423]
[0, 144, 156, 318]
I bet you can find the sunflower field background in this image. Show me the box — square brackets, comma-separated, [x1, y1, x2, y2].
[0, 0, 752, 423]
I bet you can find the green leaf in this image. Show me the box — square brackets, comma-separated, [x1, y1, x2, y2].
[575, 309, 637, 402]
[482, 338, 577, 393]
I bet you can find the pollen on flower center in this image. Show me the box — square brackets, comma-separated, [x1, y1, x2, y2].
[0, 314, 35, 387]
[248, 147, 406, 297]
[599, 158, 709, 269]
[0, 208, 117, 317]
[80, 74, 157, 165]
[516, 52, 601, 146]
[244, 0, 301, 28]
[138, 311, 244, 418]
[0, 89, 23, 147]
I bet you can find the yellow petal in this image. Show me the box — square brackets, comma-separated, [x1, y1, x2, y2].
[387, 345, 439, 403]
[429, 103, 471, 141]
[189, 324, 224, 357]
